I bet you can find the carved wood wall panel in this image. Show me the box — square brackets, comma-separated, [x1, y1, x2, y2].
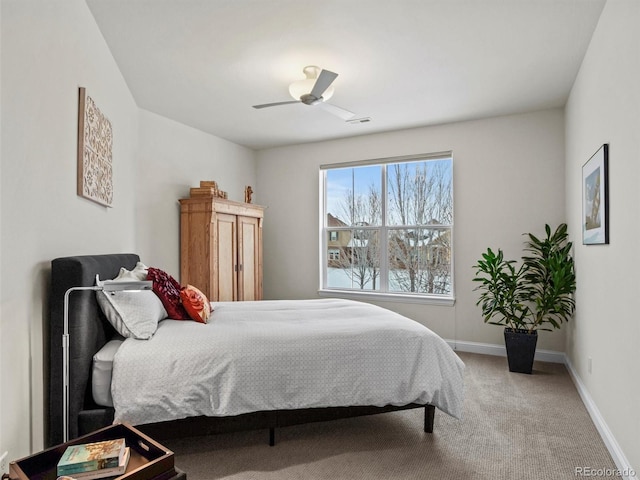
[77, 87, 113, 207]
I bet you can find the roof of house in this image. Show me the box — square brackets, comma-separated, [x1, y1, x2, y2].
[327, 213, 348, 228]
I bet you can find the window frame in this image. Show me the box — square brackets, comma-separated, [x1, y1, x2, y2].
[318, 152, 455, 306]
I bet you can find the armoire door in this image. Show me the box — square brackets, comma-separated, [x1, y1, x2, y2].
[237, 215, 262, 301]
[215, 213, 238, 301]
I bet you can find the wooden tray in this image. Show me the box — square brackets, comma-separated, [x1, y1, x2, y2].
[8, 423, 179, 480]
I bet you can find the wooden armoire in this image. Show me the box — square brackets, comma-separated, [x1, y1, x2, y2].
[179, 190, 264, 302]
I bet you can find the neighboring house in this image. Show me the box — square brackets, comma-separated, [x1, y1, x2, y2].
[327, 215, 375, 268]
[327, 213, 351, 266]
[328, 213, 450, 274]
[388, 226, 451, 271]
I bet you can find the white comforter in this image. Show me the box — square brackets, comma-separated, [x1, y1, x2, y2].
[111, 299, 465, 425]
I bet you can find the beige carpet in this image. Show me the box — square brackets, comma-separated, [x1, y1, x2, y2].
[163, 352, 617, 479]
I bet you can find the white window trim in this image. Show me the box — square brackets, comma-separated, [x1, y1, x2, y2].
[317, 287, 455, 306]
[318, 152, 455, 305]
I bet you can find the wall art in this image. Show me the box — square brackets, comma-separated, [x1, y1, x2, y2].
[77, 87, 113, 207]
[582, 144, 608, 245]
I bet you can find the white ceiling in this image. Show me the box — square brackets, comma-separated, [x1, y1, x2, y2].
[86, 0, 606, 150]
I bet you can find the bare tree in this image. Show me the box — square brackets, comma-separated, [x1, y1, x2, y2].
[334, 184, 381, 290]
[387, 161, 452, 294]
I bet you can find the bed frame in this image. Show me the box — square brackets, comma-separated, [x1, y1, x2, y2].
[47, 253, 435, 447]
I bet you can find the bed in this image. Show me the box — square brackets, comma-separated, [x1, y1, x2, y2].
[47, 253, 465, 447]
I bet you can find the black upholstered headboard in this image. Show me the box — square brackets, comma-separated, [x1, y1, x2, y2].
[48, 253, 140, 447]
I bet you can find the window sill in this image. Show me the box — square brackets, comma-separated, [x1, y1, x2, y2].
[317, 288, 455, 306]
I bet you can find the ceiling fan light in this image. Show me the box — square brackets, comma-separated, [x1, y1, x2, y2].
[288, 79, 334, 102]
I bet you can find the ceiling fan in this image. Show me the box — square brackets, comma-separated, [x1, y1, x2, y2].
[252, 65, 356, 121]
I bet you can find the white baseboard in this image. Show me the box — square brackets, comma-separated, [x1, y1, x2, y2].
[445, 339, 565, 364]
[564, 357, 638, 480]
[446, 339, 637, 479]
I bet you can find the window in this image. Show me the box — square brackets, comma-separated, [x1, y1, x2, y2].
[320, 152, 453, 303]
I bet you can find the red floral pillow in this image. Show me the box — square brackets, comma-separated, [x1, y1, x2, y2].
[146, 267, 190, 320]
[180, 285, 211, 324]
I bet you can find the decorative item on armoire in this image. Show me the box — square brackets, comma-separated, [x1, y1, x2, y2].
[77, 87, 113, 207]
[189, 180, 230, 199]
[245, 185, 253, 203]
[582, 144, 609, 245]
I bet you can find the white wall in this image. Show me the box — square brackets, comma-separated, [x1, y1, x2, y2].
[565, 0, 640, 471]
[256, 109, 566, 351]
[0, 1, 258, 460]
[1, 0, 139, 457]
[136, 110, 256, 277]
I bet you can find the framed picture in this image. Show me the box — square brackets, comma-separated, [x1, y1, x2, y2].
[77, 87, 113, 207]
[582, 144, 609, 245]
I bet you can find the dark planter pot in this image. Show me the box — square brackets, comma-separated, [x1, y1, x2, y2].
[504, 328, 538, 374]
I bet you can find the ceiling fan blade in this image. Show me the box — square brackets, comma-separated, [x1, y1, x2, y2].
[253, 100, 300, 109]
[310, 69, 338, 99]
[319, 102, 356, 121]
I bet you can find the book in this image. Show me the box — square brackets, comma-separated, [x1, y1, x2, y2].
[64, 447, 131, 480]
[57, 438, 126, 476]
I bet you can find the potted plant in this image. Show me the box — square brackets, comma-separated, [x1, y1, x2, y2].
[472, 224, 576, 374]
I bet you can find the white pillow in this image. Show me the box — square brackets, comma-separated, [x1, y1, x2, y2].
[114, 262, 149, 281]
[92, 337, 124, 407]
[96, 273, 167, 340]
